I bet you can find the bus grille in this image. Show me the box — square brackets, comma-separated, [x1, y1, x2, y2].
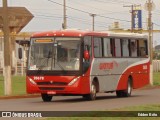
[37, 82, 67, 86]
[39, 87, 65, 91]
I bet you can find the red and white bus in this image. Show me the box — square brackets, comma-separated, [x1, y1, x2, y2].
[26, 29, 150, 101]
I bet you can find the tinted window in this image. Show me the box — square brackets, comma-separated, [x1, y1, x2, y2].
[130, 39, 137, 57]
[84, 36, 92, 61]
[103, 38, 112, 57]
[94, 37, 102, 57]
[115, 38, 121, 57]
[121, 39, 129, 57]
[138, 40, 148, 57]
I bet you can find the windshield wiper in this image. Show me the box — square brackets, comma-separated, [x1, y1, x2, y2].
[51, 55, 65, 71]
[37, 51, 52, 71]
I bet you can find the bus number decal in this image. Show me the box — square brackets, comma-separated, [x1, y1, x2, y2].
[34, 76, 44, 80]
[143, 65, 147, 70]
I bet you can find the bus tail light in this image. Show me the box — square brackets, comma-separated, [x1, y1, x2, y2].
[28, 77, 37, 85]
[68, 76, 80, 86]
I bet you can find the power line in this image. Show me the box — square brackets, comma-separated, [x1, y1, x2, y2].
[97, 14, 130, 22]
[68, 0, 119, 14]
[68, 0, 132, 16]
[33, 11, 115, 27]
[153, 23, 160, 27]
[47, 0, 131, 23]
[110, 0, 141, 5]
[90, 0, 140, 5]
[47, 0, 90, 14]
[35, 14, 63, 19]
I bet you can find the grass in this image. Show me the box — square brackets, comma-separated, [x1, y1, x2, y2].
[0, 76, 26, 96]
[0, 72, 159, 96]
[153, 72, 160, 85]
[42, 104, 160, 120]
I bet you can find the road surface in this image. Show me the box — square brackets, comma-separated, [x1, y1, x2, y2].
[0, 88, 160, 111]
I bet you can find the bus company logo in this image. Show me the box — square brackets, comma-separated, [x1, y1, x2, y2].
[33, 76, 44, 80]
[99, 61, 119, 70]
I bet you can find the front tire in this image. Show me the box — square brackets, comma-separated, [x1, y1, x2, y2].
[41, 94, 53, 102]
[83, 81, 97, 100]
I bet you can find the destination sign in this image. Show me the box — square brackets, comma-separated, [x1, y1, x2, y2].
[35, 39, 53, 43]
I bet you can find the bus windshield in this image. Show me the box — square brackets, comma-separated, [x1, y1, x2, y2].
[28, 37, 81, 71]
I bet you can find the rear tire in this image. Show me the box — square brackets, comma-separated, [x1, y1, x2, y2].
[41, 93, 53, 102]
[83, 81, 97, 100]
[116, 90, 123, 97]
[116, 78, 132, 97]
[123, 78, 132, 97]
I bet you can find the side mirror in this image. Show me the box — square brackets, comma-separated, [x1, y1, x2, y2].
[84, 50, 90, 60]
[18, 48, 22, 59]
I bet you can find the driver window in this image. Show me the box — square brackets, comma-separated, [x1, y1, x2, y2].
[84, 36, 92, 62]
[83, 36, 92, 73]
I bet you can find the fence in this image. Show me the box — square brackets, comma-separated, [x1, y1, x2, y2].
[15, 61, 26, 76]
[153, 60, 160, 72]
[0, 60, 26, 76]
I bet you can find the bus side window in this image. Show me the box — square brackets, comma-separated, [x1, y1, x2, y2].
[144, 40, 148, 56]
[115, 38, 121, 57]
[138, 40, 148, 57]
[93, 37, 102, 57]
[103, 38, 112, 57]
[121, 39, 129, 57]
[130, 39, 137, 57]
[110, 38, 115, 57]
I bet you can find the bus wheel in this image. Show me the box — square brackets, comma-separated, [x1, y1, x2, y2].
[83, 81, 96, 100]
[41, 93, 53, 102]
[116, 90, 123, 97]
[116, 78, 132, 97]
[123, 78, 132, 97]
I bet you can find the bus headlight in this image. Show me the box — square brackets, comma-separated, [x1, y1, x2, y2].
[68, 76, 80, 86]
[28, 77, 37, 85]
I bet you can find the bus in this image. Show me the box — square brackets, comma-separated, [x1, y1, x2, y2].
[26, 29, 150, 102]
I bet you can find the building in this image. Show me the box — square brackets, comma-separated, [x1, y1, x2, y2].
[0, 32, 32, 75]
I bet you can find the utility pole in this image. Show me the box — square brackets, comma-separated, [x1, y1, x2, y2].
[2, 0, 12, 95]
[123, 5, 134, 32]
[145, 0, 155, 85]
[90, 14, 96, 31]
[62, 0, 67, 29]
[123, 4, 141, 32]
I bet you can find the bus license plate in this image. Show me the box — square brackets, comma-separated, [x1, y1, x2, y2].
[47, 91, 56, 95]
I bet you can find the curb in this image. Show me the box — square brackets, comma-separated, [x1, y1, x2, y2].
[137, 85, 160, 90]
[0, 94, 40, 99]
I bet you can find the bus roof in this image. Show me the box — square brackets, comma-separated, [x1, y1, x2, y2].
[106, 31, 148, 39]
[31, 29, 108, 37]
[32, 29, 148, 39]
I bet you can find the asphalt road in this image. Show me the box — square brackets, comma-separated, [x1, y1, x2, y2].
[0, 88, 160, 111]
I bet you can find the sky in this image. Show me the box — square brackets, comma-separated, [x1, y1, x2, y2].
[0, 0, 160, 45]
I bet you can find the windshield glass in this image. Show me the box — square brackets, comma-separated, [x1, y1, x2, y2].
[28, 37, 81, 71]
